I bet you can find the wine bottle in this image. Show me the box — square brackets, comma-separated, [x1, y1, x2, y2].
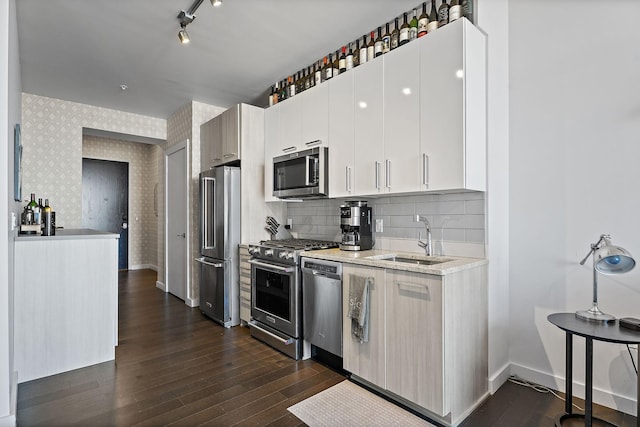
[418, 2, 429, 37]
[322, 56, 331, 81]
[367, 31, 375, 62]
[308, 66, 315, 89]
[315, 60, 322, 85]
[409, 8, 418, 41]
[374, 27, 383, 57]
[268, 84, 275, 107]
[288, 75, 295, 98]
[382, 23, 391, 54]
[332, 50, 340, 76]
[280, 79, 287, 100]
[339, 46, 347, 74]
[427, 0, 439, 33]
[461, 0, 473, 21]
[359, 36, 367, 65]
[449, 0, 461, 21]
[42, 199, 53, 236]
[391, 18, 399, 50]
[27, 194, 39, 224]
[399, 13, 410, 46]
[346, 43, 354, 70]
[353, 40, 360, 67]
[438, 0, 450, 27]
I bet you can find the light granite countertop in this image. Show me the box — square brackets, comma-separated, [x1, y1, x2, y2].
[300, 248, 487, 276]
[15, 228, 119, 242]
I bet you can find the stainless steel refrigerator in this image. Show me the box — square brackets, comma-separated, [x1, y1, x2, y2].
[196, 166, 240, 328]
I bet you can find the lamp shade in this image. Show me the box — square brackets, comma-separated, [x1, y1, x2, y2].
[595, 245, 635, 274]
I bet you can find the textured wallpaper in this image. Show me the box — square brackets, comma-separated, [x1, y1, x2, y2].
[82, 135, 159, 268]
[162, 101, 226, 303]
[21, 93, 166, 228]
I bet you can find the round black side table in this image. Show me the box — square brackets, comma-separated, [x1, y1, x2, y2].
[548, 313, 640, 427]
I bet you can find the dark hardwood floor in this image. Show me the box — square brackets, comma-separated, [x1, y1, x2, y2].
[16, 269, 637, 426]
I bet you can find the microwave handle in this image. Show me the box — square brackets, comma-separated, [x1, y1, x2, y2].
[305, 156, 319, 186]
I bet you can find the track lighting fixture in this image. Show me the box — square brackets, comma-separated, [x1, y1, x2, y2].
[177, 0, 223, 44]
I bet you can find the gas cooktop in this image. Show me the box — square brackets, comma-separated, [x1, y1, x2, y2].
[258, 238, 339, 251]
[249, 239, 339, 265]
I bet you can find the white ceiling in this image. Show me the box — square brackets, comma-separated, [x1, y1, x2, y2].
[16, 0, 422, 119]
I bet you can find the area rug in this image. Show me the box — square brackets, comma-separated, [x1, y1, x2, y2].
[288, 380, 436, 427]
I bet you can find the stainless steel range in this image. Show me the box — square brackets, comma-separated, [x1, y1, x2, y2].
[248, 238, 338, 359]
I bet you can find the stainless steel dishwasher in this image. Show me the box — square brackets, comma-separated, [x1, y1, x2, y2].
[301, 258, 343, 357]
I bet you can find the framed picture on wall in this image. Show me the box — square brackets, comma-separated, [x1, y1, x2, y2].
[14, 123, 22, 202]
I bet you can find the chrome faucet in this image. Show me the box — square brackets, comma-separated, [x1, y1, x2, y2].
[417, 215, 432, 256]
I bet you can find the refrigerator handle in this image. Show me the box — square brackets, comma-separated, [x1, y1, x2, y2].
[201, 176, 216, 250]
[195, 257, 223, 268]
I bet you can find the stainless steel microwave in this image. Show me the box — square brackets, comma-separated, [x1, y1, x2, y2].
[273, 146, 328, 199]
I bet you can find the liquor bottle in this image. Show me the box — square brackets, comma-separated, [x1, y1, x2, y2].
[42, 199, 53, 236]
[324, 55, 333, 81]
[367, 31, 376, 61]
[382, 23, 391, 54]
[438, 0, 450, 27]
[461, 0, 473, 21]
[346, 43, 354, 70]
[391, 18, 400, 50]
[38, 198, 44, 224]
[409, 9, 418, 41]
[307, 66, 314, 89]
[399, 13, 410, 46]
[418, 2, 429, 37]
[339, 46, 347, 74]
[449, 0, 461, 21]
[359, 35, 368, 65]
[427, 0, 439, 33]
[332, 50, 340, 76]
[374, 27, 383, 57]
[315, 60, 322, 85]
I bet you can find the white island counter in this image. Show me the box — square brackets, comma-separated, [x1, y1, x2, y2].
[14, 229, 119, 383]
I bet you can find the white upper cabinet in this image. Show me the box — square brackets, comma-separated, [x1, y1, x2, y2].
[264, 104, 280, 202]
[383, 40, 421, 194]
[301, 83, 329, 148]
[277, 94, 303, 154]
[419, 18, 486, 192]
[328, 72, 354, 198]
[353, 59, 384, 196]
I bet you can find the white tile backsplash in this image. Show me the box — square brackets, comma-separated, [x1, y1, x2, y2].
[286, 192, 486, 258]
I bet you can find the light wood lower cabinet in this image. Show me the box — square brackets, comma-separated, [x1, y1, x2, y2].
[342, 264, 386, 387]
[342, 263, 488, 426]
[386, 270, 445, 416]
[238, 246, 251, 324]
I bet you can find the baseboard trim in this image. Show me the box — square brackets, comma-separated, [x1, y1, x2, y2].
[186, 297, 199, 308]
[510, 362, 637, 416]
[155, 281, 167, 292]
[489, 362, 511, 394]
[129, 264, 158, 271]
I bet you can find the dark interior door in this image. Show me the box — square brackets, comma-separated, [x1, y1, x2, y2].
[82, 158, 129, 269]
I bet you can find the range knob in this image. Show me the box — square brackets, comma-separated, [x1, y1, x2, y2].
[278, 251, 290, 259]
[248, 247, 260, 255]
[264, 249, 274, 257]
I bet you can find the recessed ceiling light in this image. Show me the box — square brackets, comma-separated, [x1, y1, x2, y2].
[120, 84, 128, 91]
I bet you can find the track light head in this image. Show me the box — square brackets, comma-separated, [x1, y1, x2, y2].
[178, 24, 190, 44]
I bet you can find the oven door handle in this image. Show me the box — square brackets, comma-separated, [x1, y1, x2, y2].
[195, 257, 223, 268]
[249, 320, 295, 345]
[248, 259, 296, 273]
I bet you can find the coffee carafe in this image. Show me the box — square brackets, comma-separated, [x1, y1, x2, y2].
[340, 201, 373, 251]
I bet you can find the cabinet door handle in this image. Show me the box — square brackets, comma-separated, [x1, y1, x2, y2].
[397, 281, 431, 296]
[345, 166, 350, 192]
[213, 157, 221, 162]
[282, 146, 297, 152]
[385, 159, 391, 189]
[223, 153, 237, 158]
[305, 140, 322, 146]
[423, 154, 429, 187]
[375, 161, 381, 190]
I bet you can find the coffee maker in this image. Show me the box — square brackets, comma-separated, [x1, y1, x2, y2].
[340, 201, 373, 251]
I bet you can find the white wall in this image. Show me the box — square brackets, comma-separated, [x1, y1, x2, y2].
[508, 0, 640, 414]
[2, 0, 21, 423]
[476, 0, 511, 392]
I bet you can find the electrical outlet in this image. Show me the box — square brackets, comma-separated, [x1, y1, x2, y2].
[375, 219, 383, 233]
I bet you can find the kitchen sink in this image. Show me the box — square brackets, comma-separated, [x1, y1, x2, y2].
[364, 254, 451, 266]
[391, 257, 450, 266]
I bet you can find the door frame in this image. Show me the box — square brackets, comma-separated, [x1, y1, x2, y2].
[164, 139, 193, 305]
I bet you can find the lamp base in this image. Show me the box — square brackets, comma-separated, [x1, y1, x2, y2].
[576, 306, 616, 323]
